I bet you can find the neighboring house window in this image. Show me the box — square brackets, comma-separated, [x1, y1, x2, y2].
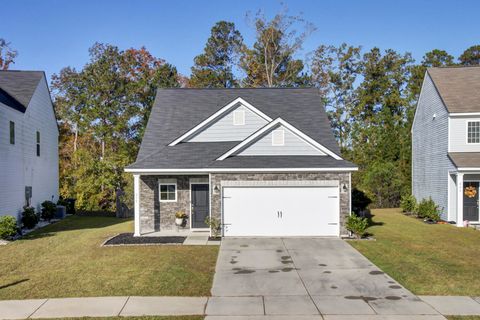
[272, 129, 285, 146]
[233, 110, 245, 125]
[159, 182, 177, 202]
[9, 121, 15, 144]
[467, 121, 480, 144]
[36, 131, 41, 156]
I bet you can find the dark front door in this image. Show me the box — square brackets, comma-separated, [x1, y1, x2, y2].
[191, 184, 209, 228]
[463, 181, 480, 222]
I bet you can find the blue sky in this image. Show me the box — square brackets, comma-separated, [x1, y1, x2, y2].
[3, 0, 479, 80]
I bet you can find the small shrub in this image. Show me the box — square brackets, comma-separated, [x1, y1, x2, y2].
[41, 201, 57, 221]
[0, 216, 18, 240]
[400, 194, 417, 214]
[346, 213, 369, 239]
[417, 197, 440, 221]
[205, 217, 221, 238]
[21, 206, 38, 229]
[352, 188, 372, 215]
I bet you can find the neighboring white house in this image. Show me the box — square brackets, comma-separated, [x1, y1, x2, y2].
[412, 66, 480, 226]
[0, 70, 59, 219]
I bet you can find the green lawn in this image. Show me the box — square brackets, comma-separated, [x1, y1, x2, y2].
[41, 317, 202, 320]
[349, 208, 480, 296]
[0, 216, 218, 300]
[42, 318, 202, 320]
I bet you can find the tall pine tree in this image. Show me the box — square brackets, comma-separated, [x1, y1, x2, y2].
[189, 21, 243, 88]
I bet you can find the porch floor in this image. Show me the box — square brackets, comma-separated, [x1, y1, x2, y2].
[141, 230, 219, 245]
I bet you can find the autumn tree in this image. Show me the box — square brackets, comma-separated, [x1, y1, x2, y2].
[459, 45, 480, 65]
[0, 38, 18, 70]
[240, 8, 315, 87]
[190, 21, 243, 88]
[52, 43, 180, 210]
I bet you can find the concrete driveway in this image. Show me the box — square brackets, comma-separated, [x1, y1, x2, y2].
[207, 237, 444, 319]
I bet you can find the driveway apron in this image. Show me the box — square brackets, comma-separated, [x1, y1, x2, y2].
[208, 237, 441, 318]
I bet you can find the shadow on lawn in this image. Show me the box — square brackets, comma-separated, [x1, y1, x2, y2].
[21, 216, 130, 240]
[0, 279, 29, 290]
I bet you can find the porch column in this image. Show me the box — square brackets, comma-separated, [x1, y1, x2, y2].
[456, 172, 464, 227]
[134, 174, 141, 236]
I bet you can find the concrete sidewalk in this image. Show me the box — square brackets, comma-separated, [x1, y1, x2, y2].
[1, 295, 480, 319]
[0, 296, 208, 319]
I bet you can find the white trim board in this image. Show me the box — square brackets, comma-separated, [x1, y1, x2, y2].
[216, 118, 343, 160]
[168, 97, 272, 146]
[125, 167, 358, 174]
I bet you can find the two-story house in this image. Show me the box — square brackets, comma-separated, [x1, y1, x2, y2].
[0, 70, 59, 219]
[125, 88, 357, 237]
[412, 66, 480, 226]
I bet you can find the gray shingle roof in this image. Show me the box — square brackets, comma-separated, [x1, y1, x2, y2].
[129, 142, 355, 170]
[131, 88, 354, 170]
[427, 66, 480, 113]
[0, 70, 44, 110]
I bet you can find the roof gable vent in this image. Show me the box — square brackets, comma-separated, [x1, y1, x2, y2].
[272, 129, 285, 146]
[233, 109, 245, 125]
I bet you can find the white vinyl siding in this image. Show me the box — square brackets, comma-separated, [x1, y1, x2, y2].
[450, 117, 480, 151]
[412, 74, 454, 220]
[0, 76, 59, 218]
[187, 105, 268, 142]
[237, 124, 326, 156]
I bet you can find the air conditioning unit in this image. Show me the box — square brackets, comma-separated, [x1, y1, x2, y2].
[56, 205, 66, 219]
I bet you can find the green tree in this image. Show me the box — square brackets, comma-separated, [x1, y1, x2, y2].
[0, 38, 18, 70]
[190, 21, 243, 88]
[423, 49, 455, 67]
[459, 45, 480, 65]
[408, 49, 455, 101]
[240, 8, 315, 87]
[311, 43, 362, 150]
[52, 43, 180, 211]
[349, 48, 414, 207]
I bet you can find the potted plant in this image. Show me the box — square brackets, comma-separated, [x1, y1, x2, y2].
[175, 211, 187, 226]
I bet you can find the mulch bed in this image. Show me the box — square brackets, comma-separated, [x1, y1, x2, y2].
[103, 233, 186, 246]
[208, 236, 222, 241]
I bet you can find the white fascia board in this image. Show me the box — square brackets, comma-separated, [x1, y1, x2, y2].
[124, 167, 358, 174]
[216, 118, 343, 160]
[456, 168, 480, 172]
[449, 112, 480, 117]
[168, 97, 272, 146]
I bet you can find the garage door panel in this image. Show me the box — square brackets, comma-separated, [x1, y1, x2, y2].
[223, 186, 339, 237]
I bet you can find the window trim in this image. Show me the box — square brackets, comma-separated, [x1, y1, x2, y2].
[272, 129, 285, 146]
[158, 181, 177, 203]
[9, 121, 15, 145]
[36, 131, 41, 157]
[233, 109, 245, 126]
[466, 120, 480, 144]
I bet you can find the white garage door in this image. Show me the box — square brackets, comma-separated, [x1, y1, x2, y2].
[222, 185, 340, 237]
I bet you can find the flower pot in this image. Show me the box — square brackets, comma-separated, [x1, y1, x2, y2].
[175, 218, 184, 226]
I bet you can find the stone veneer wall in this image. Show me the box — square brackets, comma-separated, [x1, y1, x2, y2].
[139, 175, 208, 234]
[210, 172, 351, 236]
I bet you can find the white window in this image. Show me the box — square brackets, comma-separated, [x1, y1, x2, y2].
[272, 129, 285, 146]
[467, 121, 480, 144]
[233, 110, 245, 125]
[159, 181, 177, 202]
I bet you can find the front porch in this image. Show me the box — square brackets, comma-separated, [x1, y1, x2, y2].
[448, 172, 480, 226]
[133, 174, 212, 236]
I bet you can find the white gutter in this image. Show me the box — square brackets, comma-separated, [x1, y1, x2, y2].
[124, 167, 359, 174]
